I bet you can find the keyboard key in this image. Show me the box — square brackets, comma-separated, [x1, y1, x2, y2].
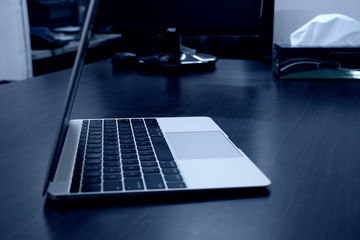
[88, 131, 102, 135]
[149, 131, 163, 137]
[167, 181, 186, 189]
[73, 169, 82, 176]
[104, 181, 123, 191]
[104, 119, 116, 124]
[135, 137, 150, 142]
[83, 171, 101, 177]
[104, 133, 117, 137]
[77, 151, 85, 158]
[122, 159, 139, 165]
[131, 119, 144, 126]
[123, 165, 140, 171]
[139, 156, 156, 161]
[164, 174, 183, 181]
[87, 136, 101, 140]
[86, 149, 102, 153]
[120, 144, 136, 149]
[125, 178, 144, 190]
[121, 154, 138, 159]
[84, 165, 101, 171]
[118, 123, 131, 128]
[104, 129, 117, 133]
[89, 124, 101, 128]
[141, 161, 158, 167]
[82, 177, 101, 184]
[159, 161, 177, 168]
[120, 128, 133, 135]
[104, 124, 116, 128]
[103, 173, 122, 181]
[104, 141, 118, 146]
[85, 153, 102, 159]
[145, 119, 163, 137]
[104, 161, 120, 167]
[90, 120, 102, 124]
[103, 167, 121, 173]
[120, 140, 135, 146]
[121, 149, 136, 154]
[87, 144, 102, 149]
[136, 141, 151, 146]
[104, 137, 118, 141]
[118, 119, 130, 125]
[103, 156, 120, 161]
[137, 146, 152, 151]
[81, 184, 101, 192]
[134, 129, 146, 134]
[88, 125, 100, 130]
[138, 151, 154, 156]
[74, 163, 83, 171]
[162, 168, 180, 174]
[151, 137, 174, 161]
[104, 150, 119, 156]
[123, 171, 141, 178]
[119, 135, 133, 140]
[119, 127, 131, 132]
[70, 182, 80, 193]
[104, 146, 119, 150]
[144, 174, 165, 189]
[142, 167, 160, 174]
[89, 125, 102, 129]
[85, 159, 102, 165]
[72, 173, 81, 182]
[144, 118, 157, 125]
[134, 132, 148, 137]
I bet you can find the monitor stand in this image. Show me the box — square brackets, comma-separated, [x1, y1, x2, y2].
[138, 32, 217, 70]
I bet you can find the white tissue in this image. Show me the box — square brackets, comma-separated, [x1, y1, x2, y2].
[290, 14, 360, 47]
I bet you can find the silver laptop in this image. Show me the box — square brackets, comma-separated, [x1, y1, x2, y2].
[43, 0, 270, 200]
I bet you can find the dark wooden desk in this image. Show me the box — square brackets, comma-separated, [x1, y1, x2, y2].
[1, 59, 360, 240]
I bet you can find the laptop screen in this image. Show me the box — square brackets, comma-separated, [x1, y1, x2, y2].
[43, 0, 100, 195]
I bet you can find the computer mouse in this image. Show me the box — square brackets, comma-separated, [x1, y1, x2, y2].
[111, 52, 138, 68]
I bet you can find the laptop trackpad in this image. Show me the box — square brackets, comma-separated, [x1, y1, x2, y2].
[166, 131, 242, 160]
[165, 132, 253, 188]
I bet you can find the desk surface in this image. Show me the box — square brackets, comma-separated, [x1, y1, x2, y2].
[1, 59, 360, 240]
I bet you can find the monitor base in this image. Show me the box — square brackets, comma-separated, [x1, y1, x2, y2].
[138, 33, 217, 71]
[138, 52, 217, 69]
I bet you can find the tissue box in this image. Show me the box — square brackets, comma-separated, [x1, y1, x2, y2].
[272, 43, 360, 79]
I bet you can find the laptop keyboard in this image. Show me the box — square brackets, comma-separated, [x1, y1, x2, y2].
[70, 118, 186, 193]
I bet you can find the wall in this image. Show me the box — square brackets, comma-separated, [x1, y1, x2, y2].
[274, 0, 360, 44]
[0, 0, 33, 81]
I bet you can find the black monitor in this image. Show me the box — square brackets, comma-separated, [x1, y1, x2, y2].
[95, 0, 273, 69]
[27, 0, 79, 28]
